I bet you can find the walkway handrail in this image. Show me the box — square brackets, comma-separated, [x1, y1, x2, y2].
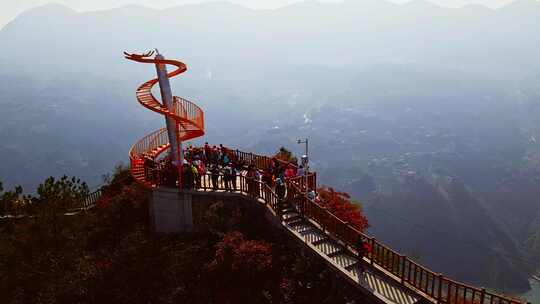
[223, 148, 524, 303]
[229, 148, 317, 190]
[284, 180, 523, 304]
[0, 188, 103, 218]
[194, 147, 524, 304]
[81, 189, 102, 210]
[178, 165, 525, 304]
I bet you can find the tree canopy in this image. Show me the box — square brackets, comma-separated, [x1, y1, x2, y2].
[0, 167, 368, 303]
[317, 186, 370, 232]
[274, 147, 298, 164]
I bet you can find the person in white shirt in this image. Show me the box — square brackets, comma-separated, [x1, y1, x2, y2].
[297, 165, 305, 177]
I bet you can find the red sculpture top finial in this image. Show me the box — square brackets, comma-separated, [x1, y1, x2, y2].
[123, 50, 155, 61]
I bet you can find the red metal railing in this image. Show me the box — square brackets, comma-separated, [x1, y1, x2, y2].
[129, 128, 169, 160]
[173, 96, 205, 132]
[285, 180, 524, 304]
[230, 149, 526, 303]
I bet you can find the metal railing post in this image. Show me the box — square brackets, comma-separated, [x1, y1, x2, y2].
[480, 288, 485, 304]
[370, 237, 375, 265]
[321, 207, 327, 232]
[437, 273, 443, 304]
[400, 255, 406, 284]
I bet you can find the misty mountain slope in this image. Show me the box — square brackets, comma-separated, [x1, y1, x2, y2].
[0, 70, 156, 189]
[1, 0, 540, 293]
[245, 62, 540, 292]
[360, 175, 529, 290]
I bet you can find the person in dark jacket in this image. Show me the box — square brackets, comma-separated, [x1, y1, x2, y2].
[144, 156, 156, 182]
[222, 164, 231, 192]
[204, 142, 211, 162]
[231, 164, 238, 191]
[246, 164, 257, 196]
[183, 161, 193, 190]
[275, 177, 286, 201]
[210, 164, 220, 191]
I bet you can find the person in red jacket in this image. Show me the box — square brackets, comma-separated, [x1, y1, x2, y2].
[284, 165, 295, 180]
[357, 237, 372, 274]
[246, 164, 258, 196]
[204, 142, 212, 162]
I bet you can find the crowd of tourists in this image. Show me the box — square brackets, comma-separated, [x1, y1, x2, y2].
[142, 143, 308, 199]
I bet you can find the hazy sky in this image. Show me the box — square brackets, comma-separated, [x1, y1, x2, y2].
[0, 0, 525, 28]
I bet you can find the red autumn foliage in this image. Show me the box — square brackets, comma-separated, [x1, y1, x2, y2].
[95, 257, 113, 271]
[317, 186, 369, 232]
[208, 231, 273, 283]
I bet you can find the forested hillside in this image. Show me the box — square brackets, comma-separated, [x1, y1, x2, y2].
[0, 168, 368, 303]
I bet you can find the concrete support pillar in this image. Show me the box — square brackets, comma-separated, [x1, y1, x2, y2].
[150, 188, 193, 233]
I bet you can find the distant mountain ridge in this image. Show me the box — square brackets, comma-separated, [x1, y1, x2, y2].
[2, 0, 540, 29]
[2, 0, 540, 78]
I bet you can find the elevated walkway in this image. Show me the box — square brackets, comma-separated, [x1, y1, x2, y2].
[283, 205, 419, 304]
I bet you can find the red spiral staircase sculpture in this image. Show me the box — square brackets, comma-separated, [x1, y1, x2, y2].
[124, 51, 204, 188]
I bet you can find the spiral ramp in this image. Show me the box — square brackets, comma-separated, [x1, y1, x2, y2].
[124, 51, 204, 188]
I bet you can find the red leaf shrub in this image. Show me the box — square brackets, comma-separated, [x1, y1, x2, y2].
[317, 186, 369, 232]
[208, 231, 273, 283]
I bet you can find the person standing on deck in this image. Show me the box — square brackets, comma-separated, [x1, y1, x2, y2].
[230, 163, 238, 191]
[271, 158, 281, 180]
[254, 169, 262, 196]
[204, 142, 211, 161]
[223, 163, 233, 192]
[197, 160, 206, 188]
[191, 162, 200, 189]
[183, 160, 193, 190]
[211, 146, 219, 165]
[219, 144, 228, 156]
[308, 189, 316, 200]
[284, 165, 295, 180]
[275, 176, 287, 220]
[297, 165, 305, 177]
[262, 170, 273, 187]
[162, 159, 175, 187]
[246, 164, 257, 196]
[210, 164, 220, 191]
[276, 177, 286, 201]
[144, 156, 156, 182]
[291, 163, 298, 177]
[356, 237, 372, 274]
